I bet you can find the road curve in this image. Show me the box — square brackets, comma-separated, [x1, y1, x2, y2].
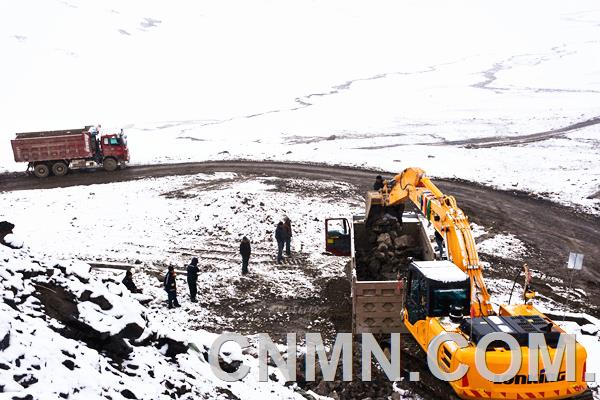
[1, 160, 599, 310]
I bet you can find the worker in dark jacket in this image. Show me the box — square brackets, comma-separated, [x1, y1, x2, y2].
[164, 265, 180, 308]
[275, 222, 285, 263]
[240, 236, 251, 274]
[283, 217, 292, 257]
[122, 269, 141, 293]
[373, 175, 384, 191]
[186, 257, 200, 303]
[434, 230, 445, 259]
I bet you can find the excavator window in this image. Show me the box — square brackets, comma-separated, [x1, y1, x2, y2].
[430, 288, 469, 317]
[406, 272, 428, 324]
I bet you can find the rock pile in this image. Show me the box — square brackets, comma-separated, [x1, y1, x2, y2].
[296, 341, 417, 400]
[356, 214, 422, 281]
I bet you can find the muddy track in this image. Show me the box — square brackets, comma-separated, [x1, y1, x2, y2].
[356, 115, 600, 150]
[2, 160, 600, 313]
[450, 115, 600, 149]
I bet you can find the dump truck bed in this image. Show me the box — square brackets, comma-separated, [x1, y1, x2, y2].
[11, 129, 93, 163]
[350, 211, 436, 333]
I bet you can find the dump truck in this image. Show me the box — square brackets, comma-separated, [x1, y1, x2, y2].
[326, 212, 436, 333]
[11, 126, 129, 178]
[326, 167, 591, 400]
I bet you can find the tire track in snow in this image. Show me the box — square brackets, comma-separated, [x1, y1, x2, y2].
[354, 115, 600, 149]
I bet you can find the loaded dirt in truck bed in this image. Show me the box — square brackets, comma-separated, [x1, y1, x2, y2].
[356, 214, 424, 281]
[354, 210, 435, 282]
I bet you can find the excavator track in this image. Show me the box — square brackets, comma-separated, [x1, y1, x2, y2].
[398, 334, 461, 400]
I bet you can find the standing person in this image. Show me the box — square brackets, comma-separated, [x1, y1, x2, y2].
[240, 236, 251, 274]
[283, 216, 292, 257]
[275, 221, 285, 264]
[164, 266, 180, 308]
[186, 257, 200, 303]
[434, 230, 445, 259]
[373, 175, 384, 191]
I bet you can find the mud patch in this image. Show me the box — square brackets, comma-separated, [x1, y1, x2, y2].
[193, 261, 351, 340]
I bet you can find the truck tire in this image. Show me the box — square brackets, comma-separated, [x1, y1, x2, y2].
[33, 164, 50, 178]
[103, 157, 118, 172]
[52, 162, 68, 176]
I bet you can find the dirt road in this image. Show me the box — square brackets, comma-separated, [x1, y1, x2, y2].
[355, 115, 600, 149]
[2, 160, 599, 313]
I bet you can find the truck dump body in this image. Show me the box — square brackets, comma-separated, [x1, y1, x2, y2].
[14, 128, 89, 139]
[350, 210, 435, 333]
[11, 129, 93, 163]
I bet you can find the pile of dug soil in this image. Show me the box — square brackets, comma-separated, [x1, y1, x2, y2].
[296, 340, 405, 400]
[356, 215, 422, 281]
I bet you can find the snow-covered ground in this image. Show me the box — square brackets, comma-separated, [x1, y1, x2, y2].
[0, 237, 312, 400]
[0, 173, 364, 333]
[0, 172, 362, 267]
[470, 223, 529, 260]
[0, 0, 599, 212]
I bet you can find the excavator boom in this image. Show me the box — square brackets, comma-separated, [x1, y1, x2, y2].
[382, 167, 493, 316]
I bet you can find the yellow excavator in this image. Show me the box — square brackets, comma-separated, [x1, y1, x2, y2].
[367, 167, 590, 400]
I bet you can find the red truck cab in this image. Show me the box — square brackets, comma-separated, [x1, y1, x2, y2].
[100, 133, 129, 163]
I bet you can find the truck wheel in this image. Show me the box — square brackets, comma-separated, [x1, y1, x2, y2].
[52, 162, 68, 176]
[103, 157, 118, 172]
[33, 164, 50, 178]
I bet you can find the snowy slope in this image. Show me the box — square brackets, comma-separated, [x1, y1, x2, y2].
[0, 0, 599, 212]
[0, 239, 310, 400]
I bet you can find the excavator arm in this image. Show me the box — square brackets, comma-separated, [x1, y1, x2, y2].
[382, 167, 494, 316]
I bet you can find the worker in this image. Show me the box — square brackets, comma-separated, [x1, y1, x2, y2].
[283, 216, 292, 257]
[122, 269, 141, 293]
[373, 175, 384, 191]
[164, 265, 180, 308]
[434, 230, 445, 259]
[240, 236, 251, 274]
[186, 257, 200, 303]
[87, 126, 101, 163]
[275, 221, 285, 263]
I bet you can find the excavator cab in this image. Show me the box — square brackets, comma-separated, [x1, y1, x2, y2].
[325, 218, 351, 256]
[405, 261, 470, 325]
